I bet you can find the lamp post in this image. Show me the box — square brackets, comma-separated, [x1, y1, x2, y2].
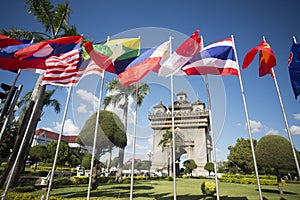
[147, 151, 152, 178]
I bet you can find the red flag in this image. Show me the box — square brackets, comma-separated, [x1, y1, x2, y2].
[242, 39, 276, 76]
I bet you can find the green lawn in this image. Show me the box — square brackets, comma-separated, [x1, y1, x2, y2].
[28, 178, 300, 200]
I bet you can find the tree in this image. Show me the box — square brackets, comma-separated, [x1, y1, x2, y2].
[29, 145, 48, 171]
[227, 137, 256, 174]
[0, 0, 78, 188]
[103, 79, 149, 183]
[78, 110, 127, 157]
[183, 159, 197, 175]
[47, 141, 72, 166]
[256, 135, 296, 195]
[204, 162, 215, 176]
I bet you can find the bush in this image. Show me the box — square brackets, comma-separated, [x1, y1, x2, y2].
[182, 174, 188, 179]
[71, 176, 89, 184]
[201, 181, 216, 196]
[11, 186, 35, 193]
[1, 162, 7, 167]
[52, 177, 73, 186]
[167, 176, 173, 181]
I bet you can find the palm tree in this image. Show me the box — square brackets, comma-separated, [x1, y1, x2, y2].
[158, 128, 184, 176]
[103, 79, 149, 183]
[0, 0, 78, 188]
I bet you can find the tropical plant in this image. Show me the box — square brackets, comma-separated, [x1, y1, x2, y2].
[103, 79, 149, 183]
[0, 0, 78, 189]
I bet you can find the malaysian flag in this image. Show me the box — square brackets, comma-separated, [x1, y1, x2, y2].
[41, 48, 103, 86]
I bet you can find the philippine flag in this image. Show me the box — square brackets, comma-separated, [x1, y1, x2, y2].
[158, 30, 201, 77]
[118, 40, 170, 87]
[182, 38, 239, 77]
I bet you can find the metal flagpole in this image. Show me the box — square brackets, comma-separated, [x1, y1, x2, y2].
[87, 35, 110, 199]
[267, 36, 300, 178]
[1, 94, 40, 200]
[205, 75, 220, 200]
[87, 71, 105, 199]
[271, 67, 300, 178]
[231, 35, 263, 200]
[46, 85, 73, 200]
[129, 82, 139, 200]
[167, 35, 177, 200]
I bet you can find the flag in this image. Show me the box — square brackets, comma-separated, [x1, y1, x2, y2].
[0, 34, 41, 71]
[83, 37, 140, 74]
[242, 39, 276, 76]
[288, 42, 300, 99]
[118, 41, 170, 87]
[182, 38, 239, 77]
[41, 49, 104, 86]
[3, 36, 83, 70]
[158, 30, 201, 77]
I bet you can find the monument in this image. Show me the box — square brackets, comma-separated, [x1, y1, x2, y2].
[148, 92, 211, 176]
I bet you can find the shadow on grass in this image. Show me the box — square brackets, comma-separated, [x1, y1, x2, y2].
[259, 188, 298, 195]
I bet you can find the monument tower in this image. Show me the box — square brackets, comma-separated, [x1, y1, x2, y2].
[148, 92, 211, 176]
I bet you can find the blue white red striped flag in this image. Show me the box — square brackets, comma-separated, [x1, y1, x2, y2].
[182, 38, 239, 77]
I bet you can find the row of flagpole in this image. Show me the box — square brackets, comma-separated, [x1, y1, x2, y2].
[1, 33, 300, 200]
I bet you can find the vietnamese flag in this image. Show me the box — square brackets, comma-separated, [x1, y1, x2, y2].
[242, 39, 277, 77]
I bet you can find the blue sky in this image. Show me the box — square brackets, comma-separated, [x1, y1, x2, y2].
[1, 0, 300, 163]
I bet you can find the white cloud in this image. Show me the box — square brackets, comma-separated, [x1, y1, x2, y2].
[293, 114, 300, 121]
[77, 103, 87, 113]
[136, 144, 148, 150]
[265, 129, 279, 135]
[54, 118, 79, 135]
[249, 120, 264, 133]
[290, 125, 300, 135]
[76, 89, 98, 106]
[104, 90, 134, 122]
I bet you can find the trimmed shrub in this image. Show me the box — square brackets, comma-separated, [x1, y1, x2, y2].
[71, 176, 89, 184]
[201, 182, 216, 196]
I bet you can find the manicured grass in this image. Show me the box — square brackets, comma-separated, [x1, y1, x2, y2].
[12, 178, 300, 199]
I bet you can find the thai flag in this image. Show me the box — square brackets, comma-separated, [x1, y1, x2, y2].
[182, 38, 239, 77]
[118, 40, 170, 87]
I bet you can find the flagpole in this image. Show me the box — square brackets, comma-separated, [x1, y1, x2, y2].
[204, 75, 220, 200]
[231, 35, 263, 200]
[167, 35, 177, 200]
[129, 82, 138, 200]
[1, 91, 40, 200]
[271, 68, 300, 178]
[87, 35, 110, 199]
[46, 85, 73, 200]
[86, 71, 105, 199]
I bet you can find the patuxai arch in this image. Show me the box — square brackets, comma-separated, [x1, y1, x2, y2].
[148, 92, 212, 176]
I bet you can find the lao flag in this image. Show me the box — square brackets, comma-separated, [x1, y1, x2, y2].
[118, 41, 170, 87]
[158, 30, 201, 77]
[182, 38, 239, 77]
[11, 36, 82, 70]
[288, 42, 300, 99]
[0, 34, 42, 71]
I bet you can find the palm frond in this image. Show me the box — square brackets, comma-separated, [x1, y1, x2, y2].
[24, 0, 55, 36]
[0, 28, 48, 41]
